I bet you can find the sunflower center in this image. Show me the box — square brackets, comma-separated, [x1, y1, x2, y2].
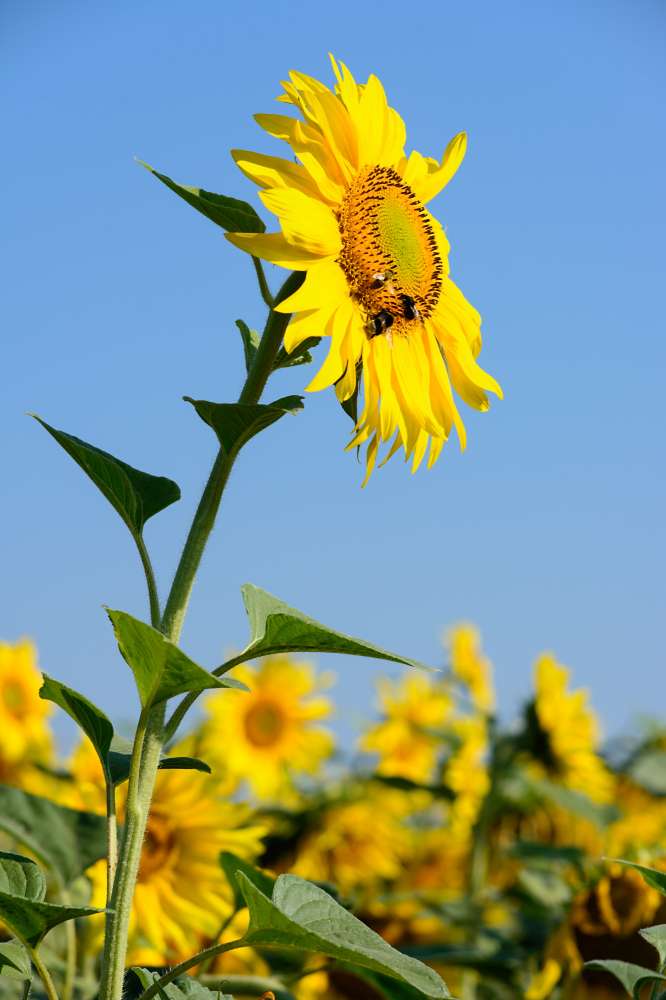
[337, 165, 442, 337]
[244, 701, 286, 748]
[138, 812, 178, 881]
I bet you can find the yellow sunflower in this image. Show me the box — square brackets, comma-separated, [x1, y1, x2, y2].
[444, 714, 490, 835]
[0, 638, 54, 791]
[198, 655, 334, 801]
[360, 671, 452, 783]
[226, 57, 502, 483]
[448, 624, 495, 715]
[58, 737, 268, 965]
[532, 654, 614, 803]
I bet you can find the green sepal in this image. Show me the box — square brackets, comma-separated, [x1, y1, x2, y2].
[106, 609, 248, 710]
[0, 941, 31, 981]
[222, 584, 434, 673]
[138, 161, 265, 233]
[0, 786, 106, 889]
[606, 859, 666, 896]
[584, 960, 666, 1000]
[185, 397, 304, 460]
[28, 415, 180, 536]
[220, 851, 275, 912]
[640, 925, 666, 967]
[339, 359, 363, 425]
[132, 968, 232, 1000]
[272, 337, 322, 371]
[237, 873, 449, 998]
[39, 674, 114, 783]
[236, 320, 261, 373]
[0, 852, 105, 949]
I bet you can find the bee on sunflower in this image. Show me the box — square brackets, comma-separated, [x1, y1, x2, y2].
[226, 56, 502, 483]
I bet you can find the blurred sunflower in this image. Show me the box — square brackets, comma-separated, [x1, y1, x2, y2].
[226, 57, 501, 483]
[444, 715, 490, 834]
[290, 790, 412, 896]
[448, 624, 495, 715]
[531, 654, 614, 803]
[59, 737, 268, 966]
[0, 638, 55, 794]
[198, 655, 334, 801]
[360, 671, 452, 783]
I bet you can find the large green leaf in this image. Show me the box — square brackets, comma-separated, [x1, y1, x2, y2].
[335, 962, 437, 1000]
[272, 337, 322, 371]
[0, 852, 104, 949]
[607, 860, 666, 897]
[132, 968, 232, 1000]
[185, 397, 304, 461]
[29, 415, 180, 537]
[40, 674, 114, 782]
[238, 873, 449, 998]
[584, 961, 666, 1000]
[138, 162, 265, 233]
[107, 734, 211, 785]
[106, 608, 248, 709]
[221, 585, 434, 673]
[0, 941, 31, 981]
[0, 786, 106, 889]
[220, 851, 275, 912]
[640, 925, 666, 967]
[628, 750, 666, 796]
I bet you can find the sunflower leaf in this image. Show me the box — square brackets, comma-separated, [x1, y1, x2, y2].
[184, 397, 304, 460]
[0, 787, 107, 888]
[334, 962, 438, 1000]
[584, 961, 666, 1000]
[28, 415, 180, 537]
[224, 585, 434, 672]
[220, 851, 275, 912]
[131, 969, 233, 1000]
[640, 925, 666, 967]
[236, 320, 261, 374]
[0, 941, 32, 981]
[107, 738, 212, 786]
[606, 860, 666, 897]
[237, 873, 449, 998]
[39, 675, 114, 783]
[138, 162, 266, 234]
[272, 337, 322, 371]
[0, 851, 104, 949]
[106, 609, 248, 710]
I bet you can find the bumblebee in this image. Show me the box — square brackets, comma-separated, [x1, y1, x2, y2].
[366, 309, 394, 338]
[370, 269, 397, 295]
[400, 294, 421, 322]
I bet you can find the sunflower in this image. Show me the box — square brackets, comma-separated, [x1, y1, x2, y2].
[58, 737, 268, 966]
[360, 671, 452, 783]
[448, 624, 495, 715]
[226, 57, 502, 483]
[0, 638, 54, 791]
[531, 654, 614, 803]
[198, 655, 334, 801]
[444, 714, 490, 835]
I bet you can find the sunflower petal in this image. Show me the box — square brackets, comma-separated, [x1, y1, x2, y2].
[259, 187, 342, 256]
[224, 231, 333, 268]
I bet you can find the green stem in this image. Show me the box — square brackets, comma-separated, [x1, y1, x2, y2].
[20, 977, 32, 1000]
[159, 269, 303, 646]
[59, 889, 76, 1000]
[198, 975, 296, 1000]
[99, 704, 165, 1000]
[138, 939, 246, 1000]
[195, 910, 237, 978]
[105, 781, 118, 907]
[27, 947, 59, 1000]
[252, 256, 274, 308]
[134, 534, 161, 629]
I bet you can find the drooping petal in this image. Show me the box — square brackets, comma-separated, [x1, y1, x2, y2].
[231, 149, 328, 202]
[253, 113, 298, 141]
[275, 258, 349, 314]
[259, 187, 342, 256]
[224, 231, 333, 268]
[407, 133, 467, 204]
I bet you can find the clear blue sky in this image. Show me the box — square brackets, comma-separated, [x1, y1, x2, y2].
[2, 0, 664, 753]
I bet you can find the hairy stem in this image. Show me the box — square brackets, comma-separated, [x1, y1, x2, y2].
[20, 977, 32, 1000]
[60, 890, 76, 1000]
[28, 947, 59, 1000]
[138, 939, 246, 1000]
[105, 781, 117, 907]
[99, 704, 165, 1000]
[252, 256, 274, 308]
[160, 269, 303, 646]
[134, 534, 161, 629]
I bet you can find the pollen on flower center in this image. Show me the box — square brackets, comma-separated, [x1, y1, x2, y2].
[337, 165, 443, 336]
